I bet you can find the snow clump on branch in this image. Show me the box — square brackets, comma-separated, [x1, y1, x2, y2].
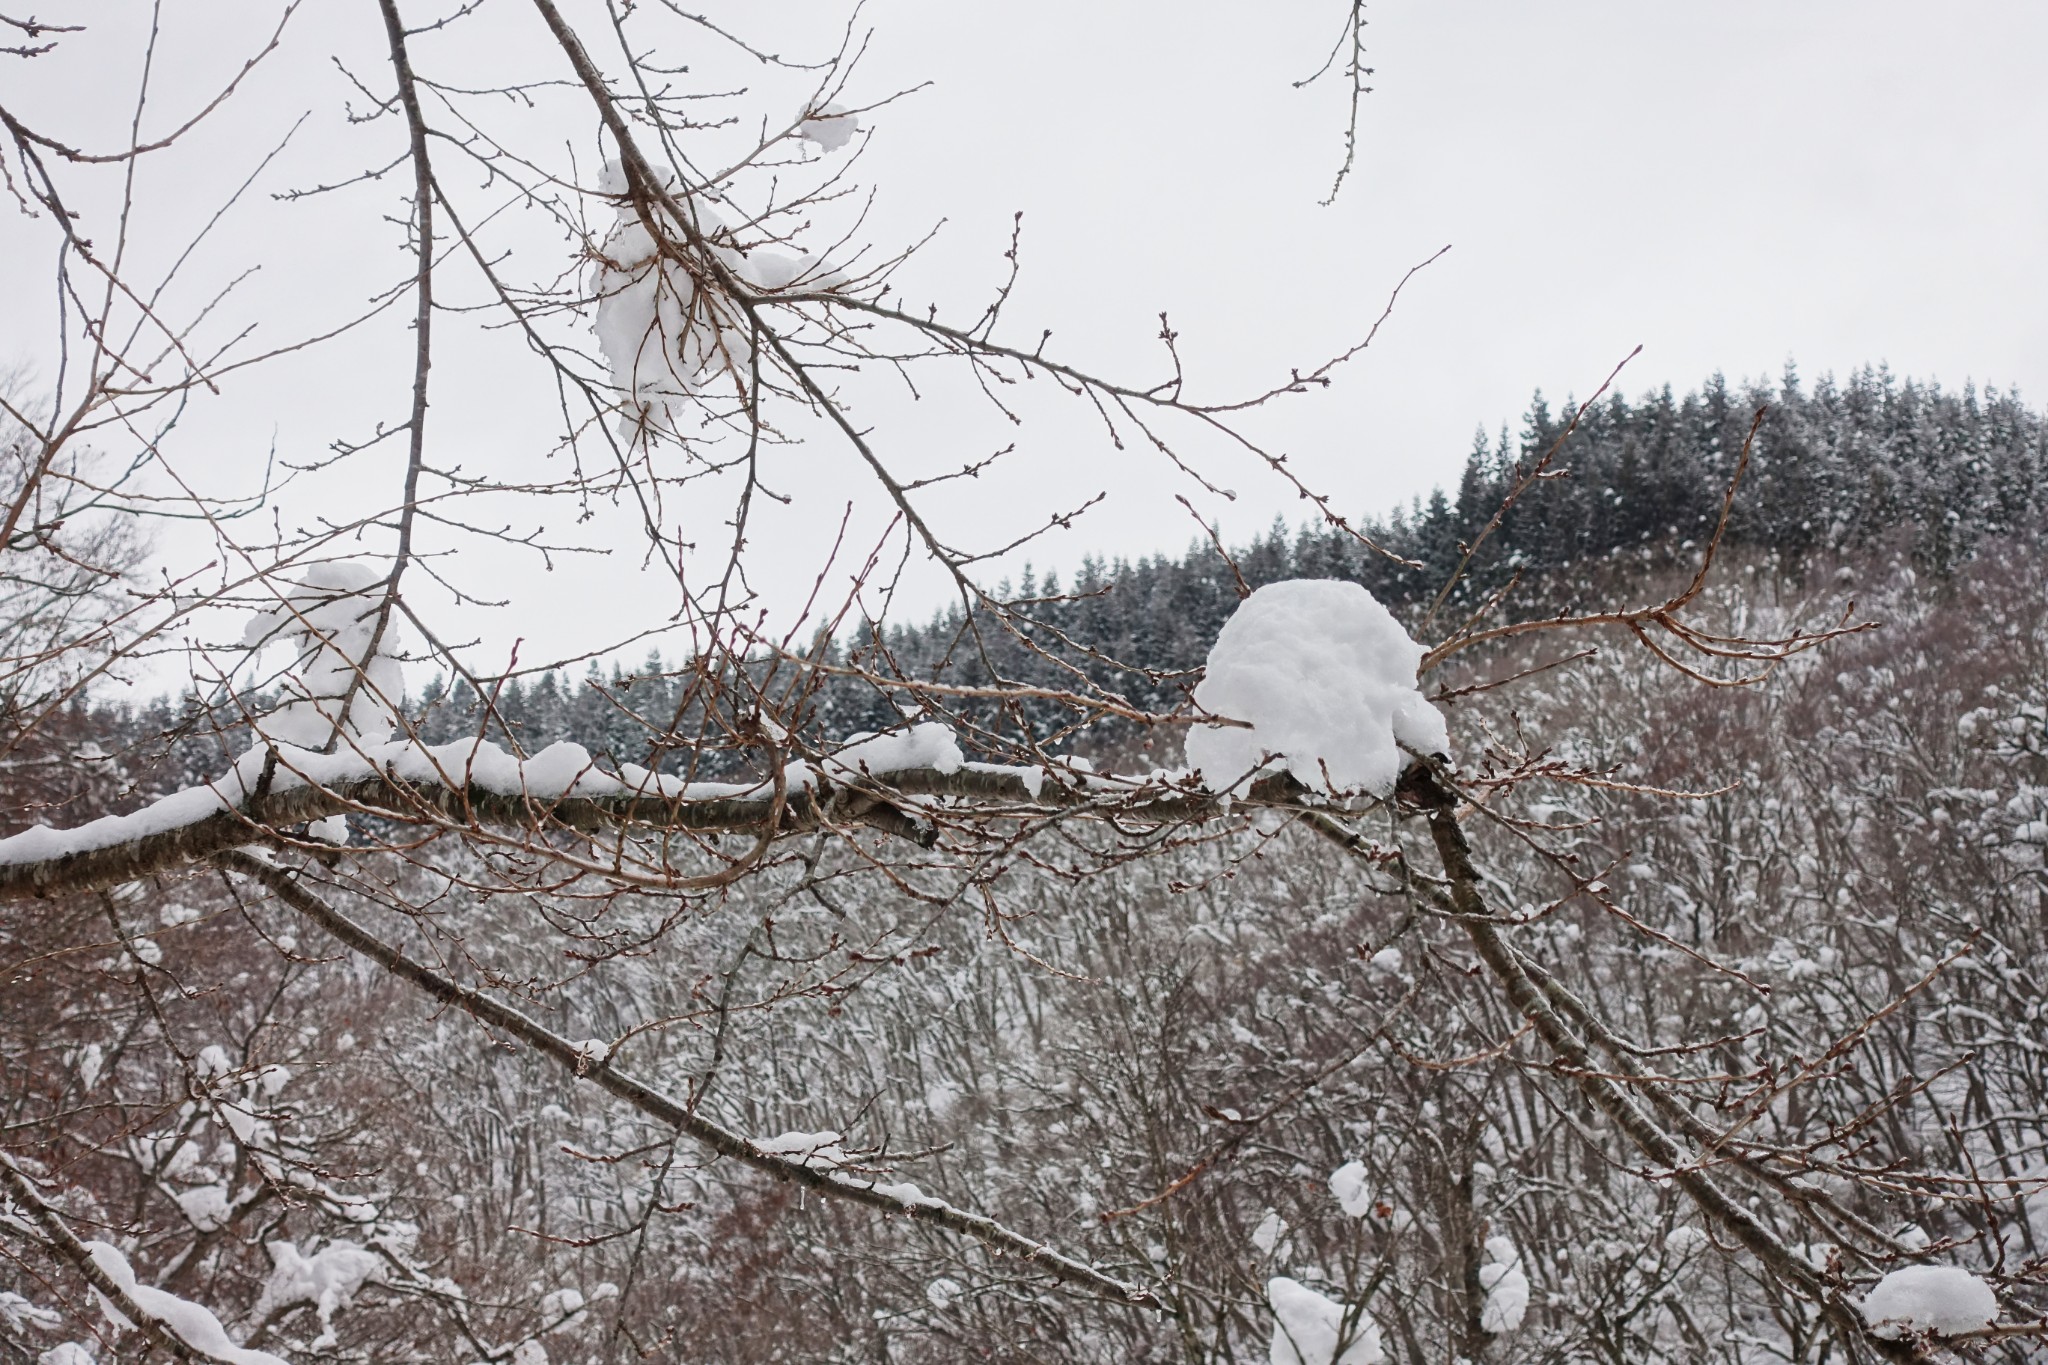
[751, 1130, 852, 1170]
[82, 1240, 288, 1365]
[1478, 1235, 1530, 1333]
[796, 102, 860, 151]
[589, 158, 844, 442]
[241, 562, 403, 749]
[1327, 1161, 1373, 1218]
[1187, 580, 1448, 797]
[591, 161, 746, 436]
[1860, 1265, 1998, 1339]
[249, 1240, 385, 1352]
[1266, 1277, 1382, 1365]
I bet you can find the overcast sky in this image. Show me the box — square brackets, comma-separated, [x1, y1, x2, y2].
[5, 0, 2044, 682]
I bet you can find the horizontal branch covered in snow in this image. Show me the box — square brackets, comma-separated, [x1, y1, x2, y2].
[0, 723, 1329, 900]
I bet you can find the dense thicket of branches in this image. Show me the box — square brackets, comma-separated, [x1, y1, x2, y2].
[11, 530, 2047, 1363]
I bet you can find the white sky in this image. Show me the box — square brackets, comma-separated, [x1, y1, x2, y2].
[4, 0, 2044, 683]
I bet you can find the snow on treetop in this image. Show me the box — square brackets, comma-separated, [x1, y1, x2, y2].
[1860, 1265, 1998, 1339]
[1187, 580, 1448, 797]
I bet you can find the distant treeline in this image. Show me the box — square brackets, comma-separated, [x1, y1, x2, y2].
[106, 366, 2048, 774]
[857, 365, 2047, 744]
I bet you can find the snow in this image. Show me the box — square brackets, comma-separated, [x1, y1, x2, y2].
[1664, 1226, 1710, 1259]
[0, 719, 979, 872]
[217, 1099, 263, 1145]
[1251, 1210, 1287, 1254]
[250, 1239, 384, 1351]
[83, 1240, 289, 1365]
[242, 563, 403, 748]
[924, 1277, 963, 1311]
[538, 1286, 584, 1323]
[963, 760, 1047, 798]
[0, 781, 226, 865]
[827, 723, 964, 778]
[142, 1134, 205, 1182]
[1328, 1162, 1373, 1218]
[752, 1130, 851, 1170]
[591, 162, 738, 437]
[796, 102, 859, 150]
[1, 1292, 60, 1333]
[37, 1347, 93, 1365]
[1478, 1235, 1530, 1333]
[0, 737, 745, 868]
[1186, 580, 1449, 797]
[865, 1179, 946, 1210]
[75, 1043, 102, 1091]
[730, 249, 838, 293]
[589, 158, 843, 441]
[612, 760, 756, 803]
[1266, 1277, 1383, 1365]
[1860, 1265, 1998, 1339]
[174, 1183, 232, 1232]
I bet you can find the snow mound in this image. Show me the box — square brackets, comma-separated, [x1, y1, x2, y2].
[83, 1241, 287, 1365]
[1187, 580, 1447, 797]
[828, 723, 963, 778]
[1861, 1265, 1997, 1339]
[173, 1183, 232, 1232]
[1328, 1161, 1372, 1218]
[251, 1240, 384, 1351]
[1478, 1235, 1529, 1333]
[1266, 1277, 1382, 1365]
[752, 1130, 851, 1170]
[589, 160, 843, 443]
[590, 161, 747, 439]
[242, 563, 403, 749]
[796, 102, 860, 150]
